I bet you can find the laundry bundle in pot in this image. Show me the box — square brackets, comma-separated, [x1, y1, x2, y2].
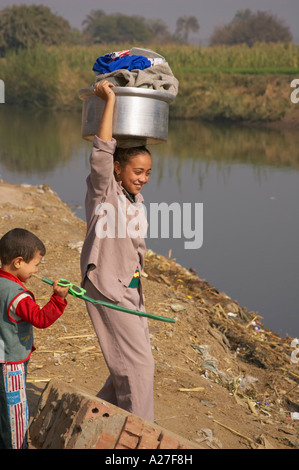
[78, 48, 179, 147]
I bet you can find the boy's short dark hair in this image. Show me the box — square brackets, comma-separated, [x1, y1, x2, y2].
[0, 228, 46, 265]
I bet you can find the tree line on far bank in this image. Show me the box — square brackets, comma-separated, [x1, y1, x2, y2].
[0, 5, 293, 57]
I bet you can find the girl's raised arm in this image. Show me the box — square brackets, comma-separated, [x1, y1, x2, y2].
[94, 80, 115, 142]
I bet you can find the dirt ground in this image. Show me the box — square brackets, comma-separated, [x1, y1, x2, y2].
[0, 180, 298, 450]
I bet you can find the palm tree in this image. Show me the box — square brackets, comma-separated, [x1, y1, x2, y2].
[175, 16, 200, 44]
[82, 9, 106, 29]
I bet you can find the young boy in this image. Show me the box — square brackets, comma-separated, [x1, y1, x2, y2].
[0, 228, 69, 449]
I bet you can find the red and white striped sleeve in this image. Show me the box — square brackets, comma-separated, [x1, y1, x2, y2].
[9, 293, 67, 329]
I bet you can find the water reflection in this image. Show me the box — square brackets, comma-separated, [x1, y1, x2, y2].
[1, 107, 299, 176]
[166, 119, 299, 167]
[0, 107, 88, 173]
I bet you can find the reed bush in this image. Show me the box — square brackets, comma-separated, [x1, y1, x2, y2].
[156, 42, 299, 72]
[2, 45, 60, 107]
[1, 43, 299, 120]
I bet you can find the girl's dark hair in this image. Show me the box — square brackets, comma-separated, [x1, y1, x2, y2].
[0, 228, 46, 265]
[113, 146, 151, 167]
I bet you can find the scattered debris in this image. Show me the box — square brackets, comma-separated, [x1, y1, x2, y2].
[213, 419, 253, 444]
[196, 428, 222, 449]
[1, 181, 298, 450]
[238, 375, 259, 393]
[178, 387, 204, 392]
[170, 303, 186, 313]
[67, 240, 83, 253]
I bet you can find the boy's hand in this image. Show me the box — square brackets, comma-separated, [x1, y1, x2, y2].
[53, 280, 69, 300]
[94, 80, 115, 102]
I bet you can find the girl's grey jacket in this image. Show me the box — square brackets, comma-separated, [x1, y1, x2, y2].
[80, 135, 147, 303]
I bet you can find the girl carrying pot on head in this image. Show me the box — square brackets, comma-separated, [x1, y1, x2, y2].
[80, 80, 154, 421]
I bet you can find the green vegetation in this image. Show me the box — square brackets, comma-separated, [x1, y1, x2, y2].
[81, 10, 174, 45]
[1, 5, 293, 55]
[0, 5, 200, 55]
[81, 12, 200, 45]
[154, 43, 299, 73]
[0, 5, 75, 55]
[1, 43, 299, 122]
[1, 6, 298, 124]
[82, 10, 155, 44]
[210, 9, 292, 47]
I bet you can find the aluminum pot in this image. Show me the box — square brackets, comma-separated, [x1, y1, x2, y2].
[78, 86, 175, 147]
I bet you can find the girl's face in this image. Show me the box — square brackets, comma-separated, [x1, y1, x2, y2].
[115, 153, 152, 195]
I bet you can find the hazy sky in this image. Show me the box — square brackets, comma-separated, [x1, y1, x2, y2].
[0, 0, 298, 42]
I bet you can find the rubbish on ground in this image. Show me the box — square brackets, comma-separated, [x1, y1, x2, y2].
[255, 434, 277, 449]
[196, 428, 222, 449]
[170, 303, 186, 313]
[179, 387, 204, 392]
[213, 419, 253, 444]
[200, 399, 217, 408]
[192, 344, 219, 374]
[238, 375, 259, 393]
[247, 399, 258, 414]
[67, 240, 83, 253]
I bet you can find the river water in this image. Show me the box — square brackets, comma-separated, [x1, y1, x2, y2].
[0, 107, 298, 338]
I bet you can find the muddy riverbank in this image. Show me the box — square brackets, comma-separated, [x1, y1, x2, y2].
[0, 180, 298, 449]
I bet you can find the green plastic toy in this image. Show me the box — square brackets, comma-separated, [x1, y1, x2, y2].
[41, 277, 176, 324]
